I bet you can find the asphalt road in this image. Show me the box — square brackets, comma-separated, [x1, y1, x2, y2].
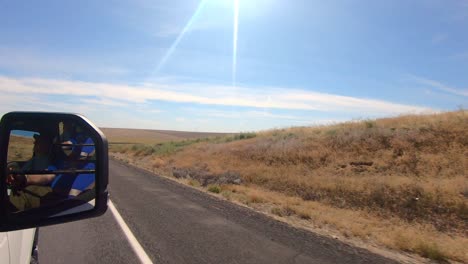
[39, 159, 398, 264]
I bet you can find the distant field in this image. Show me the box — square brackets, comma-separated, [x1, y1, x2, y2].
[110, 110, 468, 262]
[8, 135, 33, 162]
[100, 127, 229, 144]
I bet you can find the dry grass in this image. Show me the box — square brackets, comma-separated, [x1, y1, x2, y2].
[163, 111, 468, 230]
[217, 185, 467, 262]
[110, 110, 468, 262]
[7, 135, 34, 161]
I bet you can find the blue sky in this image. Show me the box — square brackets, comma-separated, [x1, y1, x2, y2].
[0, 0, 467, 132]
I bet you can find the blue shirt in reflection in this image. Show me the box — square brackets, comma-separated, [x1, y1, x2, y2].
[52, 134, 96, 197]
[50, 162, 95, 197]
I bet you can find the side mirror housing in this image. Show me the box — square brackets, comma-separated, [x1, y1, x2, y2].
[0, 112, 108, 231]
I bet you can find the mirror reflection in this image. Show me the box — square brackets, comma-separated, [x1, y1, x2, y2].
[6, 120, 96, 215]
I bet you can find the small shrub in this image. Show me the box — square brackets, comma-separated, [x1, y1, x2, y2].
[207, 185, 221, 193]
[271, 207, 283, 216]
[393, 233, 411, 251]
[297, 211, 311, 220]
[221, 190, 232, 200]
[271, 206, 295, 217]
[283, 205, 295, 216]
[119, 147, 128, 154]
[326, 129, 337, 136]
[239, 132, 256, 140]
[416, 242, 447, 262]
[365, 120, 376, 129]
[213, 132, 256, 143]
[188, 179, 200, 187]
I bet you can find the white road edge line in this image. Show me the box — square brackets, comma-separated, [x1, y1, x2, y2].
[109, 199, 153, 264]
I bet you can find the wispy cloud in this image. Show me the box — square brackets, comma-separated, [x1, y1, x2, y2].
[0, 47, 130, 77]
[410, 75, 468, 97]
[451, 51, 468, 60]
[431, 33, 448, 44]
[0, 75, 432, 115]
[183, 108, 349, 126]
[80, 98, 129, 107]
[185, 108, 305, 120]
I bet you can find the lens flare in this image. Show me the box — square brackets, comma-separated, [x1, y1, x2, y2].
[154, 0, 207, 74]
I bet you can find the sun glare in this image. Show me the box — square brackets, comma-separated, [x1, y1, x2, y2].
[154, 0, 241, 86]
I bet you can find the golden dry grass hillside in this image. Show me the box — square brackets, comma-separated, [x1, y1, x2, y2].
[111, 110, 468, 263]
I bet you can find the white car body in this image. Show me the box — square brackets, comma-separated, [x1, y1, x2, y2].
[0, 199, 95, 264]
[0, 229, 36, 264]
[2, 187, 37, 264]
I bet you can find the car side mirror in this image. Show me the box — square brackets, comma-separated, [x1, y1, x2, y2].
[0, 112, 108, 232]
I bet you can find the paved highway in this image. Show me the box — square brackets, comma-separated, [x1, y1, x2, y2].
[39, 159, 397, 264]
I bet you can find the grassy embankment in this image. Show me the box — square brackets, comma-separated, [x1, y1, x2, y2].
[109, 110, 467, 263]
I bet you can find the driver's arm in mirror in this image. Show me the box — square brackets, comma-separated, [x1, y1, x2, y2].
[23, 173, 56, 186]
[8, 134, 60, 212]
